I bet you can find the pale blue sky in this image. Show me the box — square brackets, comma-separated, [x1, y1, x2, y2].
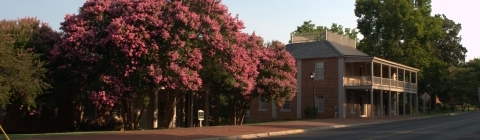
[1, 0, 478, 61]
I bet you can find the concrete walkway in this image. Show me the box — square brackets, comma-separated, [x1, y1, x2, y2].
[17, 116, 429, 140]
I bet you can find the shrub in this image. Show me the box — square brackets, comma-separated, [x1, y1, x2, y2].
[304, 106, 317, 119]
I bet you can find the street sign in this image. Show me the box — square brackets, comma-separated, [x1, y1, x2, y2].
[198, 110, 204, 127]
[198, 110, 204, 121]
[421, 93, 431, 101]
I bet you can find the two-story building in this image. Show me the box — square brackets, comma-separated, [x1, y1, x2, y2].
[248, 31, 419, 121]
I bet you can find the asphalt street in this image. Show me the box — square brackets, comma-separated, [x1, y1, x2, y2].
[259, 112, 480, 140]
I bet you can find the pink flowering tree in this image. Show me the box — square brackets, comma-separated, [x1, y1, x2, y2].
[253, 41, 297, 105]
[52, 0, 296, 129]
[207, 33, 263, 125]
[218, 39, 297, 125]
[52, 0, 205, 130]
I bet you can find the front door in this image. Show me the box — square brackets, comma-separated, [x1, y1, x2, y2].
[359, 96, 366, 117]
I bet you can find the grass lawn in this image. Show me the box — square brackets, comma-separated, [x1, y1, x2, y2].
[6, 131, 116, 139]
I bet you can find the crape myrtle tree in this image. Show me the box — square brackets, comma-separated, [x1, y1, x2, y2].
[169, 0, 297, 125]
[51, 0, 291, 129]
[52, 0, 205, 130]
[209, 34, 297, 125]
[251, 40, 297, 117]
[0, 18, 55, 113]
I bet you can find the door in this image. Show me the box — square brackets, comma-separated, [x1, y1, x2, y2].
[359, 96, 366, 117]
[359, 66, 363, 76]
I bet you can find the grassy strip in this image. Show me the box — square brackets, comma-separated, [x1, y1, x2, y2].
[8, 131, 116, 139]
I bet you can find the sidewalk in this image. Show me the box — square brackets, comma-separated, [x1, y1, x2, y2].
[16, 115, 429, 140]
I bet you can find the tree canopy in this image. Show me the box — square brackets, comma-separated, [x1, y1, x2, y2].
[292, 21, 358, 40]
[0, 18, 53, 108]
[50, 0, 297, 128]
[354, 0, 470, 108]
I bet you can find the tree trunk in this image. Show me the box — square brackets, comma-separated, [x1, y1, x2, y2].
[72, 102, 84, 127]
[163, 90, 184, 129]
[231, 95, 237, 126]
[133, 104, 146, 129]
[121, 100, 127, 131]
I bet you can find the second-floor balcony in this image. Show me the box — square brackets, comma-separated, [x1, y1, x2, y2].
[343, 76, 417, 91]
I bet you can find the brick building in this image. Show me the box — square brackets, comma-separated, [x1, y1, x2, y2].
[248, 31, 420, 121]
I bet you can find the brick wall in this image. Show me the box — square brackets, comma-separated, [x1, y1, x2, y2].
[246, 95, 298, 123]
[248, 57, 341, 120]
[301, 57, 339, 119]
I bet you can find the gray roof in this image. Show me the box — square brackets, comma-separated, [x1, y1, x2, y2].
[286, 40, 368, 59]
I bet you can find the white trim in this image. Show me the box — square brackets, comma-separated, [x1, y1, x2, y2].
[258, 109, 268, 111]
[315, 61, 325, 80]
[258, 100, 268, 111]
[316, 96, 325, 113]
[272, 102, 277, 118]
[338, 57, 346, 118]
[281, 101, 291, 112]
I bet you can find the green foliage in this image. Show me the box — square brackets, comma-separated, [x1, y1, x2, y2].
[0, 18, 51, 108]
[303, 106, 317, 119]
[68, 120, 123, 132]
[432, 14, 467, 66]
[355, 0, 440, 69]
[354, 0, 471, 106]
[291, 21, 358, 40]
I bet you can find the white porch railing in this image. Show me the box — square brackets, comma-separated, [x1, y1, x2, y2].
[343, 76, 372, 86]
[343, 76, 417, 90]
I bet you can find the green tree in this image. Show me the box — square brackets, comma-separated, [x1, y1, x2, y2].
[354, 0, 469, 109]
[293, 20, 327, 34]
[0, 18, 51, 109]
[432, 14, 468, 66]
[291, 21, 358, 40]
[355, 0, 442, 68]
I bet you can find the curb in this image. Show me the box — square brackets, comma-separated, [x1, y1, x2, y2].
[194, 116, 432, 140]
[196, 112, 479, 140]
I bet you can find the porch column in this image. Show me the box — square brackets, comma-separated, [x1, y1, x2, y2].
[388, 90, 392, 118]
[403, 92, 406, 117]
[415, 72, 418, 116]
[370, 61, 374, 119]
[396, 68, 399, 87]
[380, 64, 383, 118]
[296, 60, 302, 119]
[409, 92, 412, 116]
[380, 90, 383, 118]
[396, 92, 399, 117]
[338, 57, 346, 118]
[371, 61, 374, 85]
[403, 69, 406, 88]
[153, 90, 158, 129]
[370, 88, 374, 119]
[416, 92, 419, 116]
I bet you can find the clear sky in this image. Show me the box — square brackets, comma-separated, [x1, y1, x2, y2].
[1, 0, 478, 61]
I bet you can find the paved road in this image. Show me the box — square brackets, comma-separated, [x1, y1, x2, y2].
[260, 112, 480, 140]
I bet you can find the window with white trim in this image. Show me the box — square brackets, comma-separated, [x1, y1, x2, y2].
[281, 101, 290, 110]
[259, 100, 267, 111]
[315, 61, 324, 80]
[315, 96, 325, 113]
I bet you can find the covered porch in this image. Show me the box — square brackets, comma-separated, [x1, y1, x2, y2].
[342, 56, 420, 119]
[345, 89, 418, 118]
